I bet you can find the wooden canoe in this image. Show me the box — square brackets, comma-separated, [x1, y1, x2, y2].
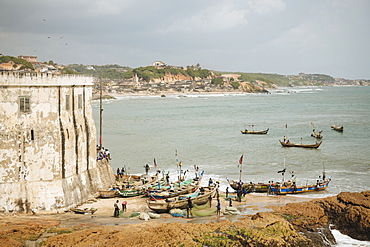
[268, 179, 331, 195]
[279, 140, 322, 148]
[241, 128, 269, 134]
[146, 186, 216, 213]
[331, 125, 343, 132]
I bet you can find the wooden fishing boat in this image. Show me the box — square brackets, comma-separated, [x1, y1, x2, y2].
[311, 130, 323, 139]
[268, 178, 331, 195]
[331, 125, 343, 132]
[279, 140, 322, 148]
[118, 189, 143, 197]
[227, 179, 269, 193]
[240, 128, 269, 135]
[98, 189, 119, 198]
[147, 176, 202, 200]
[72, 208, 98, 214]
[119, 176, 167, 198]
[146, 186, 216, 213]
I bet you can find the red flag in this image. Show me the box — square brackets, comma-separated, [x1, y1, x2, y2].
[239, 155, 243, 165]
[154, 158, 157, 168]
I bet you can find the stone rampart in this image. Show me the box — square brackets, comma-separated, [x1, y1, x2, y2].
[0, 72, 115, 213]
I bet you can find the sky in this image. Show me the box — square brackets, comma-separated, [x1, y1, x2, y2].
[1, 0, 369, 79]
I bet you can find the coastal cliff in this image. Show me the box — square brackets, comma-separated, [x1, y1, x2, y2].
[0, 191, 368, 246]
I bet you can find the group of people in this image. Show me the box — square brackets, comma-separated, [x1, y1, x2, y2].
[116, 167, 125, 177]
[113, 200, 127, 217]
[96, 145, 111, 161]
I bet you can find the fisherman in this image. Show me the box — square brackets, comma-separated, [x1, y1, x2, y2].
[186, 197, 193, 218]
[216, 199, 221, 216]
[229, 197, 233, 207]
[122, 201, 127, 212]
[208, 178, 213, 187]
[121, 167, 125, 176]
[144, 164, 150, 175]
[225, 187, 229, 198]
[114, 200, 119, 217]
[169, 183, 174, 192]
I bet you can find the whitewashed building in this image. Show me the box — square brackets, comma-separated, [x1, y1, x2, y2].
[0, 71, 115, 213]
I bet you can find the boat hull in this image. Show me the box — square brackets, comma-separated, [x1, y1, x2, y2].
[269, 180, 330, 195]
[241, 128, 269, 134]
[147, 186, 216, 213]
[279, 140, 322, 148]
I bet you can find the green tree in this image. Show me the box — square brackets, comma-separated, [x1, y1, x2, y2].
[211, 78, 223, 85]
[231, 81, 240, 89]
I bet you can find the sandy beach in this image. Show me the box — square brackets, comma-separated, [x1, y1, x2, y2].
[17, 192, 315, 228]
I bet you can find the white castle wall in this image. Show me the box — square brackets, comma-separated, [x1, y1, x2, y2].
[0, 71, 115, 213]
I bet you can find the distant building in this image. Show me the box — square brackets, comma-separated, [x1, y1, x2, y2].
[18, 55, 38, 63]
[152, 61, 166, 68]
[221, 74, 241, 81]
[0, 71, 115, 213]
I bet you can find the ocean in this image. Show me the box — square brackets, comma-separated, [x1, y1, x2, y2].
[92, 86, 369, 197]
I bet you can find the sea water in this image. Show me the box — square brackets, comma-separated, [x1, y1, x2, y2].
[93, 86, 369, 196]
[92, 86, 370, 246]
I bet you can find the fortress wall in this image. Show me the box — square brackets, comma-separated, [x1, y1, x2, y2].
[0, 72, 115, 213]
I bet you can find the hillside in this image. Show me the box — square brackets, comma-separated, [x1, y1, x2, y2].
[65, 64, 369, 87]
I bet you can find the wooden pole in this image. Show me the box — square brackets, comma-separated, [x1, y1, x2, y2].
[99, 74, 103, 148]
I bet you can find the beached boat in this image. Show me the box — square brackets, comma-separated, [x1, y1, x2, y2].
[331, 125, 344, 132]
[146, 186, 216, 213]
[147, 175, 202, 200]
[227, 179, 269, 193]
[118, 189, 143, 197]
[279, 140, 322, 148]
[240, 128, 269, 135]
[269, 178, 331, 195]
[98, 189, 119, 198]
[72, 208, 98, 214]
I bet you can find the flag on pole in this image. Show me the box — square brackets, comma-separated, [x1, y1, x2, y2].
[238, 155, 243, 166]
[154, 158, 157, 168]
[277, 168, 286, 174]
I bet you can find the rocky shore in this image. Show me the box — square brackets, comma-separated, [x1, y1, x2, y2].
[0, 191, 368, 246]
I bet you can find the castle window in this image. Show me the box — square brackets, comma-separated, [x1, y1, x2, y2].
[78, 94, 82, 109]
[19, 96, 30, 112]
[66, 95, 70, 110]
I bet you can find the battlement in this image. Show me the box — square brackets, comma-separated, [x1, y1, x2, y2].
[0, 71, 94, 86]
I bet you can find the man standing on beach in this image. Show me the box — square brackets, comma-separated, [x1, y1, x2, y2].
[114, 200, 119, 217]
[187, 197, 193, 218]
[145, 164, 150, 175]
[216, 199, 221, 216]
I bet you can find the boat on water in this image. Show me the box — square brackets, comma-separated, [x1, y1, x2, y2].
[146, 186, 216, 213]
[240, 128, 269, 135]
[72, 208, 98, 214]
[279, 140, 322, 148]
[311, 130, 323, 139]
[331, 125, 344, 132]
